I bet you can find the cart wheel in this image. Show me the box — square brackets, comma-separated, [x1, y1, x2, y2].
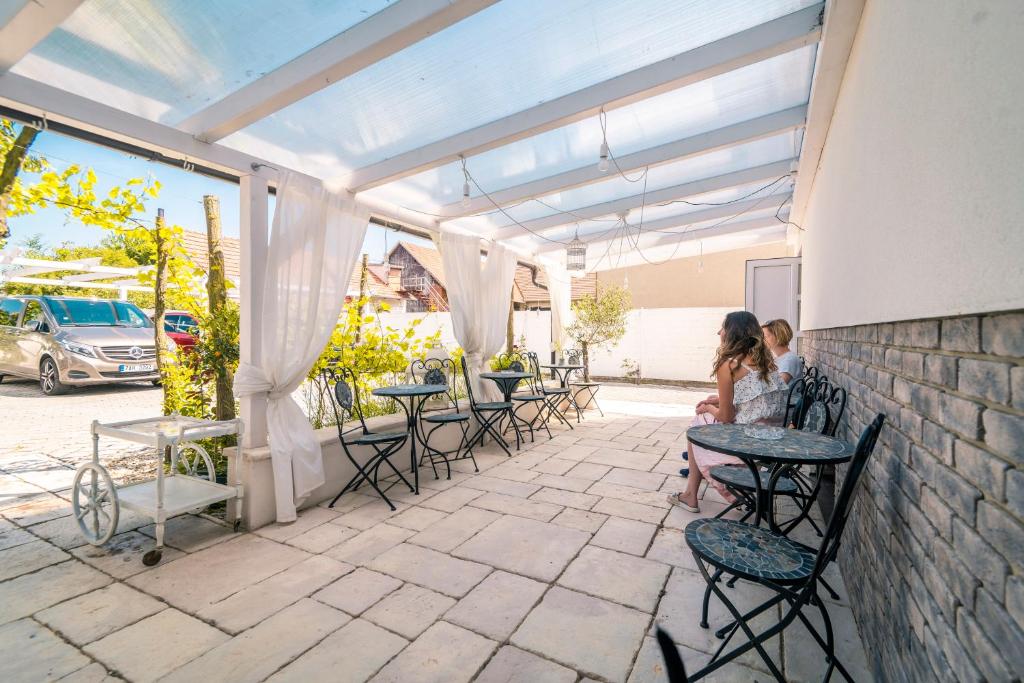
[176, 442, 216, 481]
[233, 519, 242, 532]
[72, 462, 119, 546]
[142, 550, 162, 566]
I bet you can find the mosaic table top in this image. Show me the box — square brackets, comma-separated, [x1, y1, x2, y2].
[687, 423, 853, 465]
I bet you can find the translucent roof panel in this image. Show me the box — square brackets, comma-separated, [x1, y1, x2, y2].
[508, 179, 794, 248]
[12, 0, 395, 123]
[358, 46, 815, 214]
[445, 130, 799, 235]
[225, 0, 817, 177]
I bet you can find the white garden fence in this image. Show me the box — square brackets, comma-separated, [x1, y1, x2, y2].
[371, 307, 739, 384]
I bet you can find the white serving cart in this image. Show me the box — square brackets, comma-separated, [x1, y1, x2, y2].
[75, 414, 244, 566]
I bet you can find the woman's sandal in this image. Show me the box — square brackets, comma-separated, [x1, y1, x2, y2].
[667, 492, 699, 513]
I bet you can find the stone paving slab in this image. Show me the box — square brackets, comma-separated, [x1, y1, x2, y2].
[370, 621, 496, 683]
[267, 618, 408, 683]
[85, 608, 230, 683]
[313, 567, 403, 616]
[512, 586, 649, 681]
[125, 535, 309, 614]
[407, 506, 499, 553]
[0, 618, 92, 682]
[590, 516, 658, 557]
[417, 485, 485, 512]
[162, 598, 349, 683]
[363, 583, 456, 639]
[369, 542, 491, 598]
[444, 570, 548, 640]
[323, 523, 414, 566]
[36, 582, 165, 646]
[0, 560, 111, 625]
[284, 521, 359, 554]
[72, 531, 186, 579]
[453, 515, 589, 582]
[0, 537, 70, 580]
[197, 554, 353, 634]
[551, 507, 609, 533]
[529, 486, 600, 510]
[468, 491, 563, 521]
[475, 645, 577, 683]
[558, 545, 671, 612]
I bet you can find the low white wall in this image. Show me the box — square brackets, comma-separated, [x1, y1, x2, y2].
[588, 307, 738, 383]
[374, 307, 731, 383]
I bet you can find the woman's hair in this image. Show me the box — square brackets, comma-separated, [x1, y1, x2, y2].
[762, 319, 794, 347]
[712, 311, 777, 382]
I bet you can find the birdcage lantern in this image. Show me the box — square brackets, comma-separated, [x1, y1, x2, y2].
[566, 226, 586, 271]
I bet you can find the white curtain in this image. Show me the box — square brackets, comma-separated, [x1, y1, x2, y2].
[235, 173, 369, 523]
[542, 260, 572, 354]
[438, 232, 516, 402]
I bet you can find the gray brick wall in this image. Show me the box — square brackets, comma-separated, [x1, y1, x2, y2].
[801, 311, 1023, 682]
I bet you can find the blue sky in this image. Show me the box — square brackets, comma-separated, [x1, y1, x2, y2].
[7, 127, 432, 261]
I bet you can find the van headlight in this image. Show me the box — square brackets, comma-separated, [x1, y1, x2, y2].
[59, 340, 98, 358]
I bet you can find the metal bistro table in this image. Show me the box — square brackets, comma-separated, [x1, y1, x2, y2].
[686, 423, 854, 533]
[479, 371, 532, 449]
[372, 383, 447, 495]
[540, 363, 583, 389]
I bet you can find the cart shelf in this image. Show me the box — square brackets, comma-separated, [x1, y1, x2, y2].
[117, 476, 238, 519]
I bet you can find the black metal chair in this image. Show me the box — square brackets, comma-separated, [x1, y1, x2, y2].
[709, 376, 848, 537]
[460, 356, 516, 457]
[321, 367, 413, 511]
[410, 358, 477, 479]
[685, 414, 885, 682]
[566, 348, 604, 419]
[497, 352, 552, 442]
[527, 351, 575, 430]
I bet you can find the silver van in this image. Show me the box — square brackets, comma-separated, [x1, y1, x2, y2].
[0, 295, 168, 395]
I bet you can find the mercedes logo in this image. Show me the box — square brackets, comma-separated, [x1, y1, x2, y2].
[128, 346, 144, 360]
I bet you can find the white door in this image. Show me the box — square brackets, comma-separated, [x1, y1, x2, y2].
[745, 257, 801, 335]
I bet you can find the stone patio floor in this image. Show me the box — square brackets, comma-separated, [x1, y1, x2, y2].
[0, 384, 872, 682]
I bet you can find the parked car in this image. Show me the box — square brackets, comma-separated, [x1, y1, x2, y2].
[0, 295, 170, 395]
[162, 310, 199, 351]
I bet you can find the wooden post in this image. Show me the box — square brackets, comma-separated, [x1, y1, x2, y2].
[153, 208, 171, 413]
[204, 194, 235, 420]
[507, 295, 514, 354]
[356, 253, 368, 344]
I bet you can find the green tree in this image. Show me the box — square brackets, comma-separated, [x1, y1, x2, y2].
[566, 284, 631, 381]
[0, 118, 158, 247]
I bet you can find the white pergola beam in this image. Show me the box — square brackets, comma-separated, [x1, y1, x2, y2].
[0, 0, 83, 73]
[345, 3, 822, 192]
[440, 105, 807, 219]
[3, 276, 150, 293]
[178, 0, 498, 142]
[587, 224, 788, 272]
[536, 199, 790, 254]
[491, 159, 794, 241]
[0, 72, 440, 234]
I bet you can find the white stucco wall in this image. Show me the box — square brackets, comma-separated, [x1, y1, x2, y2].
[800, 0, 1024, 330]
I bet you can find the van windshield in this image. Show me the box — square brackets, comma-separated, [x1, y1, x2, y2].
[45, 299, 153, 328]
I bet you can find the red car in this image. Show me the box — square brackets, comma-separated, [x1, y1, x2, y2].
[162, 311, 199, 351]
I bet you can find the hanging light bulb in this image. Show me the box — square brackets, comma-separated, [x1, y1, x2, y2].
[567, 224, 586, 271]
[459, 155, 472, 208]
[598, 140, 610, 173]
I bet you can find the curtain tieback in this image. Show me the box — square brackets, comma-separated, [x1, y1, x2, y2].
[234, 363, 291, 401]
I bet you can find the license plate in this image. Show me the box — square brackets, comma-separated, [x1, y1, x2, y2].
[119, 364, 155, 373]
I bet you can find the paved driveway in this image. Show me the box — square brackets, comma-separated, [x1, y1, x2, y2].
[0, 378, 163, 492]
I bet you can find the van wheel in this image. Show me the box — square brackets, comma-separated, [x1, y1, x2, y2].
[40, 358, 68, 396]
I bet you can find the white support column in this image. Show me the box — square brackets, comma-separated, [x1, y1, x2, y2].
[239, 175, 269, 449]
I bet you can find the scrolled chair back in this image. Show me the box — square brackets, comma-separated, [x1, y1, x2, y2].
[320, 365, 370, 433]
[494, 351, 527, 373]
[798, 376, 848, 437]
[410, 357, 460, 408]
